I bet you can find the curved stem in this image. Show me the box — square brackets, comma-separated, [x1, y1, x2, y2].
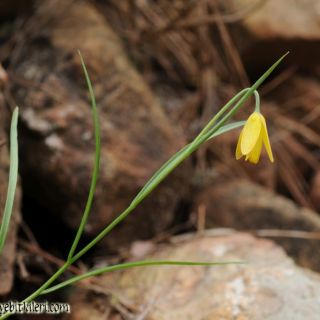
[254, 90, 260, 112]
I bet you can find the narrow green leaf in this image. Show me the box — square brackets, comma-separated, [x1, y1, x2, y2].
[195, 88, 248, 141]
[42, 259, 245, 295]
[67, 51, 101, 261]
[136, 121, 245, 203]
[208, 121, 245, 140]
[0, 107, 19, 256]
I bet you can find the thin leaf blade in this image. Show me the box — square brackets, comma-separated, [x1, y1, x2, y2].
[0, 107, 19, 255]
[42, 259, 245, 295]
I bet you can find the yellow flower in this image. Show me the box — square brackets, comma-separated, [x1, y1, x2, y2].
[236, 112, 274, 164]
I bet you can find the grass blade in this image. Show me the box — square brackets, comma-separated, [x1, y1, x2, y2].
[42, 259, 245, 295]
[0, 107, 19, 256]
[135, 121, 245, 203]
[67, 51, 101, 261]
[194, 88, 248, 141]
[208, 121, 245, 139]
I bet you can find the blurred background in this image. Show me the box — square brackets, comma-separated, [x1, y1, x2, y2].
[1, 0, 320, 319]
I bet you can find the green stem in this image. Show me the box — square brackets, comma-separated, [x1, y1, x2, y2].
[194, 88, 249, 139]
[134, 88, 249, 200]
[254, 91, 260, 112]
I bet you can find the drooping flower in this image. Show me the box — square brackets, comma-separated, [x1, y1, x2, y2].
[236, 112, 274, 164]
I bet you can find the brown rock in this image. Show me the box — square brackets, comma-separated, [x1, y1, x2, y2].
[11, 0, 188, 246]
[222, 0, 320, 69]
[0, 105, 21, 295]
[193, 180, 320, 271]
[68, 232, 320, 320]
[227, 0, 320, 40]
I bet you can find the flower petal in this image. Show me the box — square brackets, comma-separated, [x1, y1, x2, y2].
[235, 130, 244, 160]
[247, 136, 263, 164]
[240, 113, 262, 155]
[260, 114, 274, 162]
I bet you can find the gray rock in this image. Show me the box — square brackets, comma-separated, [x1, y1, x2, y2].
[68, 232, 320, 320]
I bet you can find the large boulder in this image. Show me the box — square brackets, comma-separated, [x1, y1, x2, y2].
[10, 0, 189, 246]
[68, 232, 320, 320]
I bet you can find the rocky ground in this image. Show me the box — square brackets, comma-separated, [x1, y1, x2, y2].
[0, 0, 320, 319]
